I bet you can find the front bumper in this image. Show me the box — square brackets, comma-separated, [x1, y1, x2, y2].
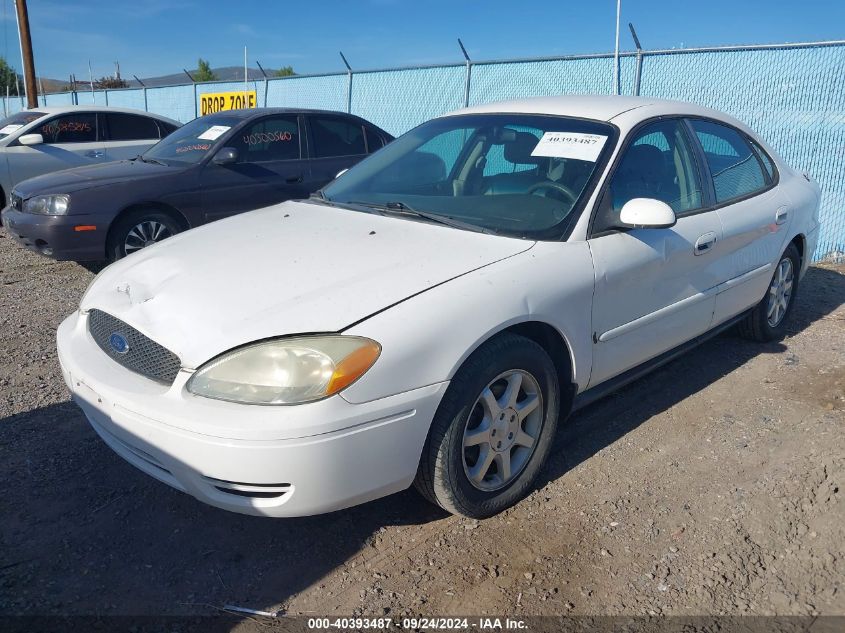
[1, 206, 105, 261]
[57, 311, 447, 517]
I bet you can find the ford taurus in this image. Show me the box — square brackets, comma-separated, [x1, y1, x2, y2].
[56, 96, 820, 518]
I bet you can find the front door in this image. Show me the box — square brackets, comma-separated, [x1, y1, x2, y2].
[588, 118, 722, 387]
[6, 112, 107, 187]
[200, 114, 310, 223]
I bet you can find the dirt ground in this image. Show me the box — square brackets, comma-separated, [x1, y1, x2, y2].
[0, 229, 843, 628]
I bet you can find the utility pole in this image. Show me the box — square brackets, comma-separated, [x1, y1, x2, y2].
[14, 0, 38, 108]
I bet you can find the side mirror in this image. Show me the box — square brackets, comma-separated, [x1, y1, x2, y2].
[619, 198, 676, 229]
[213, 147, 238, 165]
[336, 168, 348, 179]
[18, 133, 44, 146]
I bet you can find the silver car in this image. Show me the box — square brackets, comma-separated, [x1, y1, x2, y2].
[0, 105, 179, 207]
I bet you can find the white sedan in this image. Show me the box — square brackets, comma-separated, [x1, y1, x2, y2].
[56, 96, 820, 518]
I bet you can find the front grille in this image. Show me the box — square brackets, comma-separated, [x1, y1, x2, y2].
[87, 309, 182, 384]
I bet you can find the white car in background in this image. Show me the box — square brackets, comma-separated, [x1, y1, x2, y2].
[57, 96, 820, 519]
[0, 105, 179, 207]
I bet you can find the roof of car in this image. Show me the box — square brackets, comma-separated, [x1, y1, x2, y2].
[447, 95, 745, 129]
[209, 107, 369, 119]
[17, 105, 180, 124]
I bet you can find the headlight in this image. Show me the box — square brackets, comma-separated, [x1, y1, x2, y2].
[23, 194, 70, 215]
[186, 336, 381, 405]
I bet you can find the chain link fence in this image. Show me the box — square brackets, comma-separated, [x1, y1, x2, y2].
[1, 41, 842, 260]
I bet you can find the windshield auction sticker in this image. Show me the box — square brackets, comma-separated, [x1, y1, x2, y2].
[531, 131, 608, 162]
[0, 124, 23, 134]
[197, 125, 231, 141]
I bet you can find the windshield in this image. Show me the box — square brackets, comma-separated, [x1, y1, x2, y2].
[143, 114, 241, 164]
[321, 113, 616, 238]
[0, 111, 47, 140]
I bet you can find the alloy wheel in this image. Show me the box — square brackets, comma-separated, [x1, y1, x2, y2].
[124, 220, 172, 254]
[766, 257, 794, 327]
[462, 369, 544, 492]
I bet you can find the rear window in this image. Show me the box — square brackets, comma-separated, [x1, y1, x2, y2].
[105, 113, 161, 141]
[0, 111, 46, 139]
[689, 119, 767, 203]
[365, 127, 384, 153]
[311, 116, 366, 158]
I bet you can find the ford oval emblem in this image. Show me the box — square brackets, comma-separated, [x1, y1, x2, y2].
[109, 332, 130, 355]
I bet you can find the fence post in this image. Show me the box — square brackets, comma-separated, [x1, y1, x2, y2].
[194, 84, 198, 119]
[264, 77, 269, 107]
[458, 38, 472, 107]
[629, 23, 643, 96]
[143, 86, 148, 111]
[104, 90, 109, 106]
[340, 51, 353, 114]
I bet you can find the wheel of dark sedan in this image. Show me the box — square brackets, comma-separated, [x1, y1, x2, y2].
[108, 210, 182, 261]
[414, 332, 560, 518]
[739, 242, 801, 342]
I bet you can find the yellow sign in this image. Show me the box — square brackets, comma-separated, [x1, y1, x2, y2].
[200, 91, 257, 116]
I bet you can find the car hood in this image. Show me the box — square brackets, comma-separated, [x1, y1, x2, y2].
[14, 159, 178, 196]
[81, 200, 535, 369]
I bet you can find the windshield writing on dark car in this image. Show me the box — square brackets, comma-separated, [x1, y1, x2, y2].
[143, 116, 241, 164]
[320, 113, 615, 239]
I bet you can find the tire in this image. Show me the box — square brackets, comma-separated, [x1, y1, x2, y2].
[738, 242, 801, 342]
[414, 333, 560, 518]
[107, 209, 183, 261]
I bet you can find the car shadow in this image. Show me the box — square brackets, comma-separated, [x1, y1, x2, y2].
[0, 266, 841, 626]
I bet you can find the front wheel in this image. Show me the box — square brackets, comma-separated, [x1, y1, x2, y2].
[107, 210, 182, 261]
[739, 242, 801, 342]
[414, 333, 560, 518]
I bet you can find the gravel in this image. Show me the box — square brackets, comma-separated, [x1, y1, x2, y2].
[0, 228, 842, 623]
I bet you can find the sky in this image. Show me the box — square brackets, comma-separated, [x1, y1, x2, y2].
[2, 0, 844, 81]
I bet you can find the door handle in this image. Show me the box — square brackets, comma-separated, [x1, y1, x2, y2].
[85, 150, 104, 158]
[694, 232, 717, 255]
[775, 207, 789, 225]
[285, 175, 303, 184]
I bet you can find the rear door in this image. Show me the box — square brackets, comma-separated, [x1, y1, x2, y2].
[305, 114, 368, 191]
[102, 112, 165, 161]
[588, 117, 722, 387]
[686, 118, 791, 325]
[199, 113, 310, 222]
[6, 111, 106, 186]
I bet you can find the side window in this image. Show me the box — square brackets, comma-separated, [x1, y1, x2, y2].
[310, 117, 366, 158]
[748, 138, 776, 182]
[595, 119, 703, 233]
[689, 119, 767, 203]
[36, 113, 97, 144]
[230, 116, 301, 163]
[105, 113, 161, 141]
[365, 127, 384, 153]
[157, 121, 179, 137]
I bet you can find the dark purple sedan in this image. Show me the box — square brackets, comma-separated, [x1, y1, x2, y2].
[1, 108, 392, 261]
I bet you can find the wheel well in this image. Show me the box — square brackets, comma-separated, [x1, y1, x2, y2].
[105, 203, 189, 255]
[501, 321, 576, 409]
[790, 234, 806, 268]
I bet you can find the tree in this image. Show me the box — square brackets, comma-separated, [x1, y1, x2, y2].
[94, 76, 128, 89]
[275, 66, 295, 77]
[194, 58, 216, 82]
[0, 57, 20, 96]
